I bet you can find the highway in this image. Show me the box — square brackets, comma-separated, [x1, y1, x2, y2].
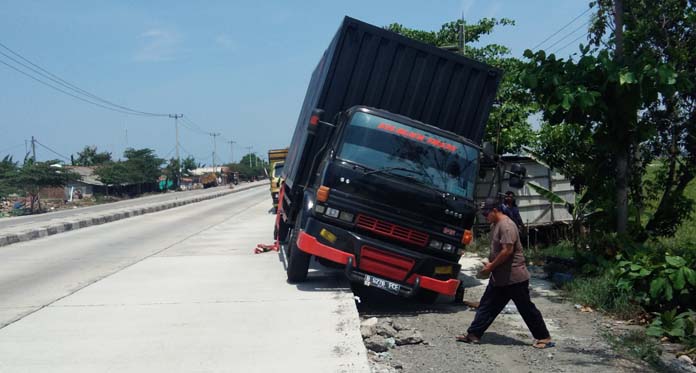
[0, 186, 369, 372]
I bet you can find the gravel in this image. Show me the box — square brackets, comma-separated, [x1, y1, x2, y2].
[354, 253, 654, 373]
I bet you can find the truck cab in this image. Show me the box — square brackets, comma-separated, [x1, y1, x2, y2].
[279, 106, 478, 302]
[270, 161, 284, 210]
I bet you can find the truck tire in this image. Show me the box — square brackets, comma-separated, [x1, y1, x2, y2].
[415, 289, 439, 304]
[286, 222, 310, 283]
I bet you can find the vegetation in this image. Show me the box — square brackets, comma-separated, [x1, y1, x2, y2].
[224, 153, 267, 181]
[94, 148, 165, 194]
[8, 159, 79, 212]
[73, 146, 112, 166]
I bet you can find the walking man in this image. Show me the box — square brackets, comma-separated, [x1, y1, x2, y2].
[456, 197, 553, 348]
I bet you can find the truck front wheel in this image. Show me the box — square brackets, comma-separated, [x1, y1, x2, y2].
[286, 224, 310, 283]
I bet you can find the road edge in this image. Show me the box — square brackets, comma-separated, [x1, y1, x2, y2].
[0, 183, 268, 248]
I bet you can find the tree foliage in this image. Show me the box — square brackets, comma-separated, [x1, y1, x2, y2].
[521, 0, 695, 236]
[74, 146, 112, 166]
[12, 159, 79, 212]
[95, 148, 164, 193]
[0, 155, 19, 198]
[386, 18, 537, 153]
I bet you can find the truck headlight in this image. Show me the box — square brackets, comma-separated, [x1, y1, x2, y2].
[442, 243, 455, 253]
[325, 207, 340, 218]
[338, 211, 354, 222]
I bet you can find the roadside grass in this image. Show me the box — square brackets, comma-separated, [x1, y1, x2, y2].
[603, 329, 664, 370]
[525, 240, 575, 265]
[563, 272, 644, 320]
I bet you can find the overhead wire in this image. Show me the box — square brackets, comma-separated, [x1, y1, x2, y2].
[33, 139, 71, 161]
[554, 32, 591, 55]
[544, 19, 592, 52]
[531, 5, 594, 51]
[0, 41, 169, 117]
[0, 59, 162, 116]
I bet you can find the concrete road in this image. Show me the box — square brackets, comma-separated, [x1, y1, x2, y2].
[0, 187, 369, 372]
[0, 182, 264, 230]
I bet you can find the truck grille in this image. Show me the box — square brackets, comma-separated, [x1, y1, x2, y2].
[359, 246, 415, 281]
[355, 214, 429, 247]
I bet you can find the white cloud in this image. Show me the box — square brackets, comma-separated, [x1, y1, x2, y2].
[215, 34, 236, 50]
[134, 28, 180, 62]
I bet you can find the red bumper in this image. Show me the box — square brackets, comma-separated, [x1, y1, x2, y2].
[296, 231, 460, 296]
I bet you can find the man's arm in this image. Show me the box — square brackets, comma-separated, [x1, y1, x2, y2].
[481, 243, 514, 275]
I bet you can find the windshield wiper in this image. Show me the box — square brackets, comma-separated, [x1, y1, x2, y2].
[363, 166, 424, 177]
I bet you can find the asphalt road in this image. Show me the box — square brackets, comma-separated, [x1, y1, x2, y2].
[0, 182, 263, 230]
[0, 186, 368, 372]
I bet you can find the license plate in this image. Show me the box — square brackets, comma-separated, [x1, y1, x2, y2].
[364, 274, 401, 295]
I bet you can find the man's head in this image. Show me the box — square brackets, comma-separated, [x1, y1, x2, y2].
[503, 191, 515, 206]
[480, 197, 502, 224]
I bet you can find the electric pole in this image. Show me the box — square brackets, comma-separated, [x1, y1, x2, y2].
[169, 114, 183, 169]
[458, 13, 466, 54]
[210, 132, 221, 171]
[614, 0, 628, 234]
[245, 146, 252, 167]
[227, 140, 236, 163]
[31, 136, 36, 161]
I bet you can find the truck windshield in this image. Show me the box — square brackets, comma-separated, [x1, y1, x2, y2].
[273, 163, 284, 177]
[337, 112, 478, 199]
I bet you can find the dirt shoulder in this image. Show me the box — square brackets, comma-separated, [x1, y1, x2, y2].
[355, 253, 652, 373]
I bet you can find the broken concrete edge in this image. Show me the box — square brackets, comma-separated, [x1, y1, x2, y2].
[0, 183, 267, 248]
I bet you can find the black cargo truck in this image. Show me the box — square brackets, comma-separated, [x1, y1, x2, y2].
[275, 16, 501, 302]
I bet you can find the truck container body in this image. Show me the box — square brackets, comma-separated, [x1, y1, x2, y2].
[278, 16, 501, 302]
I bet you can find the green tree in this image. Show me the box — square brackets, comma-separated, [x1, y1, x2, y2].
[181, 156, 197, 176]
[13, 160, 79, 212]
[94, 161, 130, 195]
[520, 0, 694, 235]
[74, 146, 112, 166]
[122, 148, 164, 193]
[163, 158, 181, 190]
[0, 155, 19, 198]
[386, 18, 537, 153]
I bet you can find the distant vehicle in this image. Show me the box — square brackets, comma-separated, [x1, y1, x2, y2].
[201, 173, 217, 188]
[275, 17, 502, 303]
[268, 148, 288, 210]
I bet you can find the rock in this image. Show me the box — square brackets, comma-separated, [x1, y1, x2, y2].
[363, 317, 379, 327]
[376, 322, 398, 338]
[678, 355, 694, 365]
[501, 304, 518, 314]
[361, 324, 377, 339]
[364, 335, 389, 353]
[391, 320, 408, 331]
[395, 330, 424, 346]
[385, 337, 397, 349]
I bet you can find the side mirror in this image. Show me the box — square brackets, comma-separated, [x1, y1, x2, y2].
[308, 109, 324, 135]
[507, 163, 526, 188]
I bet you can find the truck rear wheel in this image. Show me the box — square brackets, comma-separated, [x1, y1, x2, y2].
[286, 224, 310, 283]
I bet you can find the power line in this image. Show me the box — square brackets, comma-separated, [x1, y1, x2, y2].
[531, 6, 593, 51]
[33, 139, 70, 161]
[544, 19, 592, 52]
[0, 41, 169, 117]
[0, 59, 161, 116]
[554, 32, 591, 55]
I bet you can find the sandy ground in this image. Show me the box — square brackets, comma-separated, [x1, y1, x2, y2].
[355, 253, 653, 373]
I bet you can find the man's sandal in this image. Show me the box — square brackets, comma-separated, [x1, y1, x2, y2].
[455, 334, 480, 344]
[532, 340, 555, 349]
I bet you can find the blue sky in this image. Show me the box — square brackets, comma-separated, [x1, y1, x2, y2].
[0, 1, 590, 165]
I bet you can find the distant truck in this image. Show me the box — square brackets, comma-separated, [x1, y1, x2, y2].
[275, 17, 502, 303]
[201, 173, 217, 188]
[268, 148, 288, 210]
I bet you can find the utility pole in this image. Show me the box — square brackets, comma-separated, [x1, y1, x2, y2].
[169, 114, 183, 169]
[245, 146, 252, 167]
[210, 132, 221, 171]
[31, 136, 36, 161]
[613, 0, 628, 234]
[458, 13, 466, 54]
[227, 140, 236, 163]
